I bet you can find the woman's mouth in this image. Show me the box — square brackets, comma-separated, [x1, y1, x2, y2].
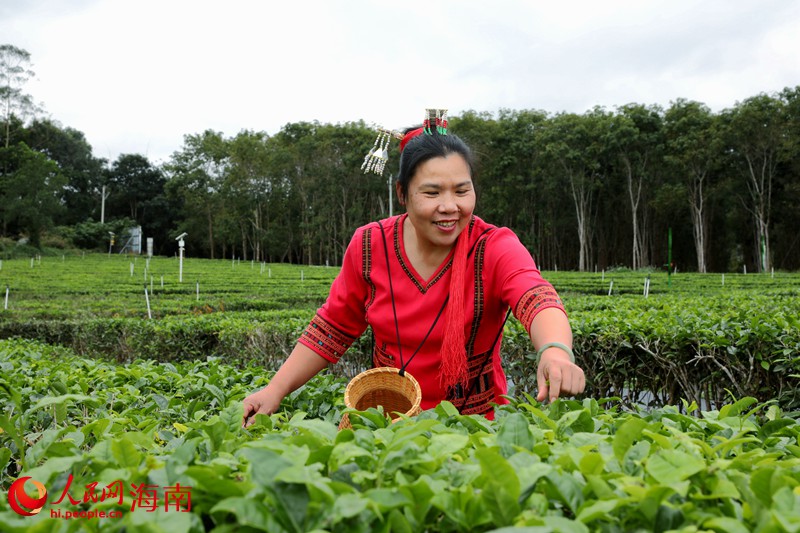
[434, 220, 457, 228]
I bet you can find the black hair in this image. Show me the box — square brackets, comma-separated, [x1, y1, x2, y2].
[397, 127, 476, 199]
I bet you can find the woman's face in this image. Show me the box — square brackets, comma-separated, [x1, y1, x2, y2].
[398, 154, 476, 253]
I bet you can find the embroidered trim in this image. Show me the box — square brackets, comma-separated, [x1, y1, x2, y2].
[299, 314, 356, 362]
[393, 215, 453, 294]
[372, 342, 396, 368]
[362, 226, 376, 311]
[465, 236, 487, 357]
[514, 285, 565, 332]
[447, 348, 495, 415]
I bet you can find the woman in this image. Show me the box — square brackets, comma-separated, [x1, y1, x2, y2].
[242, 126, 585, 427]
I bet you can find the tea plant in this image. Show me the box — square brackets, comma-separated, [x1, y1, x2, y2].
[2, 339, 800, 532]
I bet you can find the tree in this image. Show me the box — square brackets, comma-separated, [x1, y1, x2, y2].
[105, 154, 170, 252]
[610, 104, 664, 269]
[21, 118, 107, 224]
[270, 122, 321, 265]
[224, 130, 272, 261]
[663, 100, 719, 273]
[164, 131, 229, 258]
[0, 45, 38, 149]
[539, 108, 610, 271]
[774, 86, 800, 269]
[461, 109, 549, 257]
[0, 142, 66, 246]
[106, 154, 165, 222]
[721, 94, 785, 272]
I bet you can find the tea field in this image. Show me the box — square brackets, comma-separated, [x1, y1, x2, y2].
[1, 254, 797, 408]
[1, 254, 799, 531]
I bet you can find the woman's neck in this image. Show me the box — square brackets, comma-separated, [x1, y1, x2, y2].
[402, 216, 454, 279]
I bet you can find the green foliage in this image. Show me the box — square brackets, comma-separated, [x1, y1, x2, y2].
[0, 255, 799, 410]
[0, 44, 37, 148]
[18, 118, 107, 226]
[3, 56, 800, 270]
[1, 339, 800, 531]
[57, 218, 137, 251]
[0, 142, 67, 247]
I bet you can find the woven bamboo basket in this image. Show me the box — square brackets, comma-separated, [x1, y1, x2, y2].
[338, 367, 422, 430]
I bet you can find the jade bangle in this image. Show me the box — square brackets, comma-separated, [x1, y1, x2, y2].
[536, 342, 575, 363]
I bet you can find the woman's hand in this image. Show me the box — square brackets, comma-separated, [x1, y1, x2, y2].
[536, 348, 586, 403]
[241, 343, 331, 428]
[242, 387, 283, 428]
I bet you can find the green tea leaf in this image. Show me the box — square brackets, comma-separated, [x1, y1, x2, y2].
[332, 493, 367, 519]
[239, 447, 293, 486]
[476, 447, 520, 525]
[210, 497, 274, 531]
[111, 436, 142, 468]
[645, 449, 705, 484]
[428, 433, 470, 460]
[653, 504, 684, 532]
[719, 397, 758, 418]
[124, 506, 196, 532]
[30, 394, 98, 410]
[184, 465, 246, 498]
[613, 416, 647, 462]
[543, 471, 585, 513]
[576, 498, 621, 523]
[329, 440, 372, 472]
[20, 455, 85, 486]
[541, 515, 590, 533]
[271, 481, 310, 532]
[518, 403, 557, 430]
[497, 412, 535, 456]
[0, 448, 11, 473]
[435, 401, 460, 417]
[702, 517, 751, 533]
[364, 488, 412, 512]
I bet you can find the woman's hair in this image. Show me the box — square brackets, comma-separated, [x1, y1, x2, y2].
[397, 127, 476, 198]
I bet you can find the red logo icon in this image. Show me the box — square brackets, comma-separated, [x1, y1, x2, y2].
[7, 476, 48, 516]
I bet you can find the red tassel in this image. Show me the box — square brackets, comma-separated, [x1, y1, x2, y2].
[439, 229, 469, 391]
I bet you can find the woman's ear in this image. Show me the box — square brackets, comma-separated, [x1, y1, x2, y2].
[395, 182, 405, 206]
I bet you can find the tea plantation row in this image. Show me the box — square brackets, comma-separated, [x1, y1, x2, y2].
[1, 255, 799, 410]
[2, 339, 800, 532]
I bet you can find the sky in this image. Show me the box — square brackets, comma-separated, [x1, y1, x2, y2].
[2, 0, 799, 165]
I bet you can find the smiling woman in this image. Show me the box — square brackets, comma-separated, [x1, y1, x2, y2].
[243, 118, 586, 426]
[397, 145, 476, 277]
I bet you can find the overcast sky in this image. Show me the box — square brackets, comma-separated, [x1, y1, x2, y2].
[3, 0, 799, 164]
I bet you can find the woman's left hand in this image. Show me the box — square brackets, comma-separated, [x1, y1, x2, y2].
[536, 348, 586, 403]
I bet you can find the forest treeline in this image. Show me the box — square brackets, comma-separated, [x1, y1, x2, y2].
[2, 47, 799, 271]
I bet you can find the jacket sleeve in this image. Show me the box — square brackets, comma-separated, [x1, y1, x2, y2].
[484, 228, 566, 332]
[297, 229, 370, 363]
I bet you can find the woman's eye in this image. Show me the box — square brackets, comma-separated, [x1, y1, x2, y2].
[424, 192, 438, 197]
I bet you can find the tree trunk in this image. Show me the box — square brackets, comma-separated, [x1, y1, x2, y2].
[689, 170, 707, 273]
[744, 153, 774, 272]
[568, 170, 592, 272]
[623, 157, 644, 270]
[206, 207, 215, 259]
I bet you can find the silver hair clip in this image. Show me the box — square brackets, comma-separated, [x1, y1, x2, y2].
[361, 127, 404, 175]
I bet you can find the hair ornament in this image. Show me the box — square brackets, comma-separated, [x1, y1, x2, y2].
[361, 127, 404, 176]
[424, 108, 448, 135]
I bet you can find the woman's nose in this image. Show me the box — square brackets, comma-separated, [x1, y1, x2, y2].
[438, 196, 457, 212]
[439, 198, 458, 213]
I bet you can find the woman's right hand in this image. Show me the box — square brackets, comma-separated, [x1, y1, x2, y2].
[241, 343, 331, 428]
[242, 387, 282, 428]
